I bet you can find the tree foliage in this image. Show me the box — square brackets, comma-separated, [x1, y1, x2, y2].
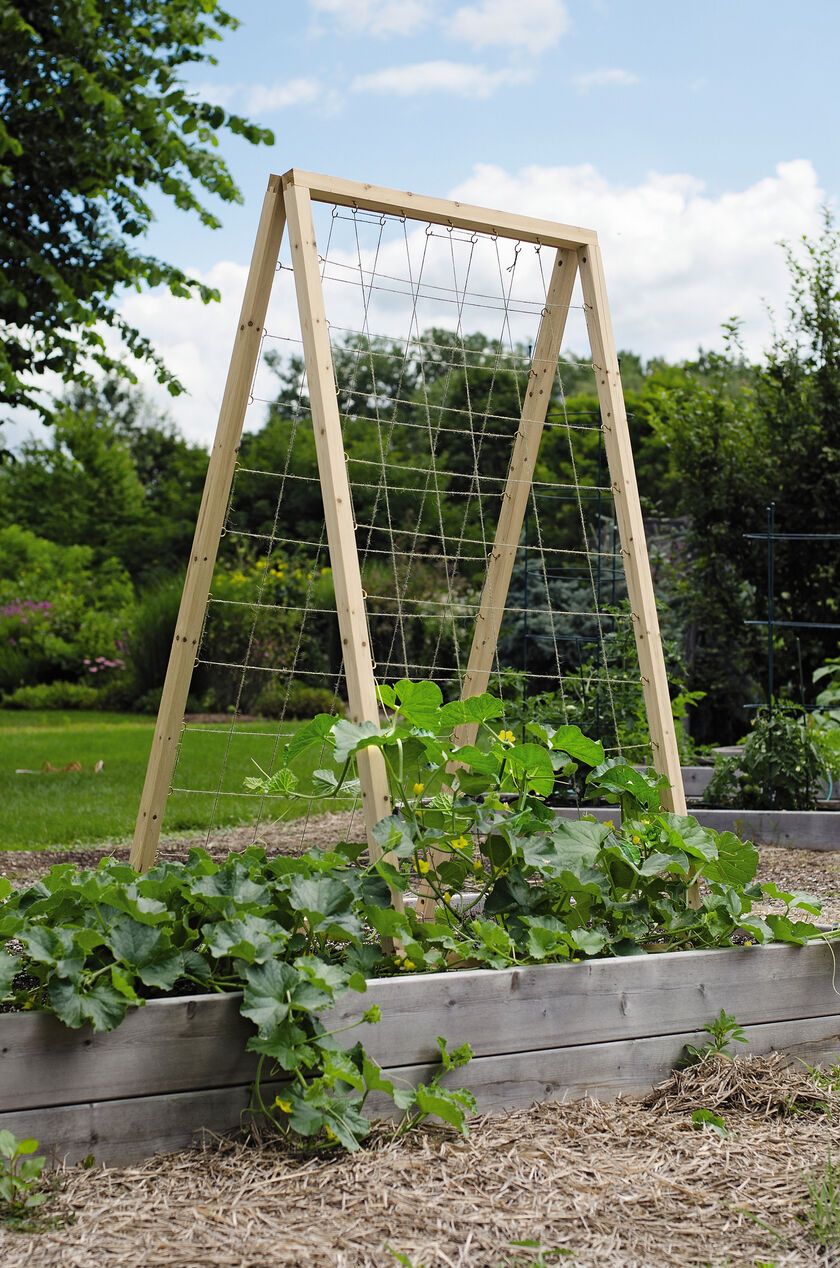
[0, 0, 273, 420]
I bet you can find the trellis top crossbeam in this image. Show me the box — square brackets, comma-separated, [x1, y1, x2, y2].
[279, 169, 598, 250]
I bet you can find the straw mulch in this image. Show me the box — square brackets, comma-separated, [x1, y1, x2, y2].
[2, 1055, 840, 1267]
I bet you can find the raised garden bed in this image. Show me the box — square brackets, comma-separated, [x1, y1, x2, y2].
[2, 941, 839, 1167]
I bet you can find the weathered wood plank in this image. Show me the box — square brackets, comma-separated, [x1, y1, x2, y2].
[0, 994, 255, 1112]
[3, 1014, 839, 1168]
[327, 942, 840, 1068]
[2, 944, 839, 1113]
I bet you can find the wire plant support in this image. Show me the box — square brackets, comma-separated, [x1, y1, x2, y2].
[129, 169, 686, 896]
[744, 502, 840, 711]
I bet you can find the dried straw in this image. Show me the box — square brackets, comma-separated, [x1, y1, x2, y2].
[2, 1056, 840, 1267]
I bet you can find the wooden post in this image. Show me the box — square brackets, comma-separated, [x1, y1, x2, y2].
[129, 177, 287, 871]
[577, 239, 686, 814]
[414, 249, 578, 919]
[283, 176, 404, 913]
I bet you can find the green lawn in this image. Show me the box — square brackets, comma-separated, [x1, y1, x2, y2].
[0, 710, 345, 851]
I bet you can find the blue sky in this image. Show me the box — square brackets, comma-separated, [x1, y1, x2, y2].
[156, 0, 838, 271]
[11, 0, 840, 446]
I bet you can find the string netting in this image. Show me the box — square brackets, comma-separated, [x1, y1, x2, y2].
[165, 202, 653, 849]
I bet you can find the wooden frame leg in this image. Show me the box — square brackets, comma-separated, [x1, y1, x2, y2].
[283, 176, 404, 914]
[414, 248, 579, 919]
[130, 177, 287, 872]
[577, 241, 686, 815]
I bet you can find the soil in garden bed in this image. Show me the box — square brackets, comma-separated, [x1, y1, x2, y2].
[2, 1053, 839, 1267]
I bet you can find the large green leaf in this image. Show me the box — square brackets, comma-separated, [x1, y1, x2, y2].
[112, 927, 184, 990]
[0, 949, 18, 995]
[414, 1084, 476, 1135]
[703, 832, 759, 887]
[284, 714, 337, 764]
[638, 849, 690, 878]
[288, 875, 356, 926]
[520, 819, 607, 877]
[452, 745, 500, 777]
[440, 693, 505, 729]
[371, 815, 415, 859]
[588, 761, 664, 811]
[332, 719, 382, 764]
[765, 914, 822, 945]
[660, 814, 719, 864]
[506, 744, 555, 796]
[295, 955, 352, 999]
[545, 725, 605, 768]
[48, 979, 128, 1032]
[392, 679, 443, 727]
[190, 865, 269, 911]
[241, 959, 299, 1033]
[760, 880, 821, 916]
[22, 926, 85, 980]
[247, 1019, 316, 1069]
[203, 914, 285, 965]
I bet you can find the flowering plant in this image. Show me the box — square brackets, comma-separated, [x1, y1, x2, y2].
[249, 680, 827, 968]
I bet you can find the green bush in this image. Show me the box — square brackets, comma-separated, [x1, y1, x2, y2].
[126, 576, 183, 702]
[198, 553, 335, 712]
[0, 526, 133, 694]
[2, 681, 101, 710]
[255, 678, 341, 720]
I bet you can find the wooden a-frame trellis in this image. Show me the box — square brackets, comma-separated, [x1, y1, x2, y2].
[129, 169, 687, 879]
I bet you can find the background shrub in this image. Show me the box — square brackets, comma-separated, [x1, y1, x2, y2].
[255, 678, 341, 719]
[2, 681, 101, 710]
[0, 526, 133, 694]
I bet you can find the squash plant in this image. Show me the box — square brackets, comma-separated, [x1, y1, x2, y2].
[254, 679, 826, 967]
[0, 848, 475, 1152]
[0, 680, 828, 1153]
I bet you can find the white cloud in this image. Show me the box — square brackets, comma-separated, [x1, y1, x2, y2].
[351, 60, 531, 98]
[310, 0, 433, 37]
[450, 159, 825, 360]
[447, 0, 569, 54]
[245, 79, 320, 114]
[116, 261, 253, 446]
[573, 67, 640, 92]
[187, 79, 321, 117]
[189, 81, 239, 109]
